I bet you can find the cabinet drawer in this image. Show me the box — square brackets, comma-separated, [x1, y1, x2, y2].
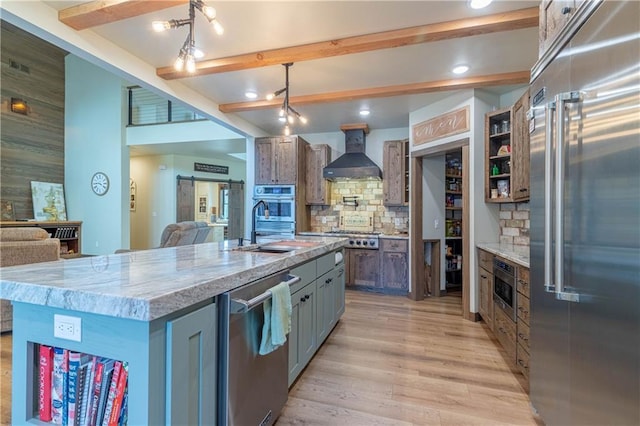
[380, 238, 408, 253]
[517, 320, 530, 353]
[478, 249, 493, 272]
[517, 267, 530, 297]
[493, 305, 516, 363]
[517, 294, 530, 325]
[317, 251, 337, 277]
[290, 260, 316, 294]
[517, 342, 530, 379]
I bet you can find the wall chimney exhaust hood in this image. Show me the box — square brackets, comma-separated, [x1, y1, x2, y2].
[323, 123, 382, 181]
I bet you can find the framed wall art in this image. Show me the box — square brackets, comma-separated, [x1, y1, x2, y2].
[0, 200, 15, 221]
[130, 178, 137, 212]
[31, 181, 67, 221]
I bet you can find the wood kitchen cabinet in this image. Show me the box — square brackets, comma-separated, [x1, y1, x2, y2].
[289, 251, 345, 387]
[305, 144, 331, 205]
[493, 302, 517, 364]
[288, 280, 317, 386]
[254, 136, 308, 185]
[380, 238, 408, 293]
[477, 249, 494, 331]
[383, 139, 409, 206]
[345, 249, 380, 289]
[485, 89, 530, 203]
[316, 263, 345, 344]
[516, 265, 531, 383]
[538, 0, 585, 58]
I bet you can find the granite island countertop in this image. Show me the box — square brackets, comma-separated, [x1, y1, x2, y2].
[0, 236, 348, 322]
[476, 242, 530, 268]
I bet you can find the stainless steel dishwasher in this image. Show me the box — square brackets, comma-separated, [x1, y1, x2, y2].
[218, 271, 300, 426]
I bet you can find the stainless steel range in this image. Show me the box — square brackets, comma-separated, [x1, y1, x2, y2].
[325, 212, 379, 249]
[325, 230, 379, 249]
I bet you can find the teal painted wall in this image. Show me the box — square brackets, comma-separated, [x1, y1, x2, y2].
[65, 55, 129, 255]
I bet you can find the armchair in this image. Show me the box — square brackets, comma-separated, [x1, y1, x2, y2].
[0, 227, 61, 332]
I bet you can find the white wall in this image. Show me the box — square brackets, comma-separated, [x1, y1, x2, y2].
[65, 55, 129, 255]
[499, 87, 528, 108]
[301, 127, 409, 168]
[409, 89, 501, 310]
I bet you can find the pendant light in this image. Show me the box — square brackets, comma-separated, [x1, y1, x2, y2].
[265, 63, 308, 135]
[152, 0, 223, 73]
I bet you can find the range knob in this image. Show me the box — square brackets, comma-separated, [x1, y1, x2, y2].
[369, 240, 377, 246]
[362, 240, 368, 246]
[349, 240, 355, 245]
[356, 240, 362, 245]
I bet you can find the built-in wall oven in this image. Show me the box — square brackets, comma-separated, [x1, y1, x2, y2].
[253, 185, 296, 236]
[493, 258, 517, 322]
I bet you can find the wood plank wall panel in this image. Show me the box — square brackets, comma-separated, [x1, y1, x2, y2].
[1, 21, 67, 219]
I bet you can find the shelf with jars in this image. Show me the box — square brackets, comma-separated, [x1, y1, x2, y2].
[485, 90, 530, 203]
[445, 151, 463, 292]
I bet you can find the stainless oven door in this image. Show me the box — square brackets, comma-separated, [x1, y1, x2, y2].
[253, 197, 295, 222]
[494, 266, 517, 322]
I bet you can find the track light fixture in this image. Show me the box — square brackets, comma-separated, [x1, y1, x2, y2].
[266, 63, 307, 135]
[152, 0, 223, 73]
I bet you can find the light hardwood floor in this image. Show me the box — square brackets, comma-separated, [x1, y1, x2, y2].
[278, 291, 541, 425]
[0, 291, 541, 426]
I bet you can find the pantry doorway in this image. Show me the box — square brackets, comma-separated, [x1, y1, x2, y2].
[409, 139, 471, 320]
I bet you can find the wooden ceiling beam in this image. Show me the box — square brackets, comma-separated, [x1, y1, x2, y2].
[218, 71, 531, 113]
[59, 0, 187, 31]
[158, 7, 538, 79]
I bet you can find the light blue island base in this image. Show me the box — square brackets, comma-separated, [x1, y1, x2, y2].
[2, 236, 348, 425]
[13, 299, 216, 425]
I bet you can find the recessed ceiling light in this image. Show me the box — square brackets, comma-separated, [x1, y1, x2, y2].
[452, 65, 470, 75]
[468, 0, 493, 9]
[359, 109, 370, 116]
[245, 91, 257, 99]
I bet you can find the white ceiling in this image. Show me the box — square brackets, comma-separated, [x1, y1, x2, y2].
[41, 1, 539, 157]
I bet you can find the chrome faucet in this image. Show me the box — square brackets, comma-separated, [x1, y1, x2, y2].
[251, 200, 269, 244]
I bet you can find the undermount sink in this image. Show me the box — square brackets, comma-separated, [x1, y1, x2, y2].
[251, 246, 295, 254]
[232, 240, 321, 254]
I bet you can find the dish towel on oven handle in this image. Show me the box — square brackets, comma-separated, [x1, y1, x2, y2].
[259, 281, 292, 355]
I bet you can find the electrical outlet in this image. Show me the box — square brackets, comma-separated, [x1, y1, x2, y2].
[322, 217, 327, 224]
[434, 219, 439, 229]
[54, 314, 81, 342]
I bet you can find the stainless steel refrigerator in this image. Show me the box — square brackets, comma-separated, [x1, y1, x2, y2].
[529, 1, 639, 424]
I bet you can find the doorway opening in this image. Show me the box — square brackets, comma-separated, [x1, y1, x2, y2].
[176, 175, 245, 240]
[444, 149, 463, 297]
[409, 138, 471, 320]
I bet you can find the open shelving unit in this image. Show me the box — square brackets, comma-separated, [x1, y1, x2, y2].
[445, 151, 463, 294]
[0, 220, 82, 258]
[484, 90, 530, 203]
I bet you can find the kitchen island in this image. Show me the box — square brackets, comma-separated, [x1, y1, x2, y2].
[0, 236, 347, 425]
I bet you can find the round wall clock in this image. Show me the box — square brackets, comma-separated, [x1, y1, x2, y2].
[91, 172, 110, 196]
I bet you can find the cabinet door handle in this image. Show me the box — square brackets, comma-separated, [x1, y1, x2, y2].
[481, 275, 487, 279]
[519, 188, 528, 192]
[300, 297, 305, 302]
[305, 295, 310, 301]
[561, 6, 572, 14]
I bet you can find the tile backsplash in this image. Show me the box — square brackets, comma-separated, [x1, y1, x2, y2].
[499, 202, 530, 246]
[309, 180, 409, 234]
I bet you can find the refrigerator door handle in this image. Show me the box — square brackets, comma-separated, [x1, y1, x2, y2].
[544, 100, 556, 293]
[554, 91, 583, 303]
